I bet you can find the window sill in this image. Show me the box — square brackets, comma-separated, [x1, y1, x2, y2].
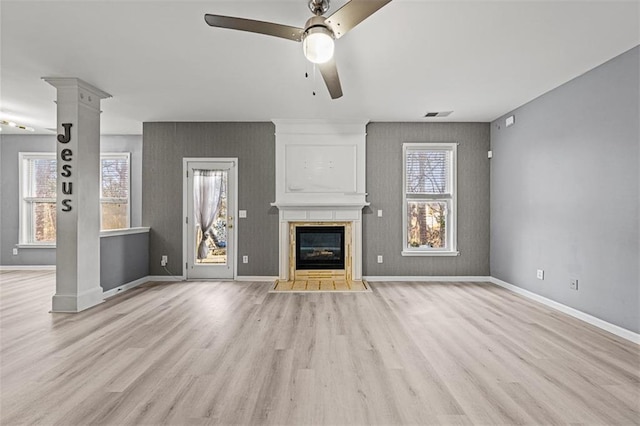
[17, 244, 56, 249]
[401, 250, 460, 257]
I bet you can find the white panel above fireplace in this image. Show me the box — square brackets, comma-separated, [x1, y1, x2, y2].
[285, 144, 356, 194]
[272, 119, 369, 208]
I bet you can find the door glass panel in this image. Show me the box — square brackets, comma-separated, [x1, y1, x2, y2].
[193, 169, 228, 265]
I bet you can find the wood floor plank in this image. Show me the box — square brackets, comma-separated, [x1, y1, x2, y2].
[1, 271, 638, 425]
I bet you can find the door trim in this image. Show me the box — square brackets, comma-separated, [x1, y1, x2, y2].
[182, 157, 238, 280]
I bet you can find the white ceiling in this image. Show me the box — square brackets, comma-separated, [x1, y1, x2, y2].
[1, 0, 638, 135]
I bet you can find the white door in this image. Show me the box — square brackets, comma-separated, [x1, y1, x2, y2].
[185, 159, 237, 279]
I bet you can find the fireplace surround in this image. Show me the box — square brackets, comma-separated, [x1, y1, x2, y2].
[271, 120, 369, 284]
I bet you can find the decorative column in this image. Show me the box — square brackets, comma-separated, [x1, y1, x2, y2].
[43, 77, 111, 312]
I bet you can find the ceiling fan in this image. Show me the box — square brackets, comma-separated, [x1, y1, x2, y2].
[204, 0, 392, 99]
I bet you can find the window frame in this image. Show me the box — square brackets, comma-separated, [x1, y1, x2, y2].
[100, 152, 131, 231]
[401, 142, 459, 257]
[18, 152, 57, 247]
[18, 152, 131, 246]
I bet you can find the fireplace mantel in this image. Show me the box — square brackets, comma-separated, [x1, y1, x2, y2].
[271, 202, 369, 209]
[271, 119, 369, 282]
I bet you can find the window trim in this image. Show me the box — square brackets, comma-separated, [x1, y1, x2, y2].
[19, 152, 57, 246]
[401, 142, 459, 257]
[100, 152, 131, 230]
[19, 152, 131, 246]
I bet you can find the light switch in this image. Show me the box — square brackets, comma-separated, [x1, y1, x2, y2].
[239, 210, 247, 218]
[377, 209, 383, 217]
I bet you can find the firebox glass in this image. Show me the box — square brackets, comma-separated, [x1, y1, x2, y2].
[296, 226, 345, 270]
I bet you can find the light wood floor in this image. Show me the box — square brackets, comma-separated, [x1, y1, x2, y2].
[1, 271, 638, 425]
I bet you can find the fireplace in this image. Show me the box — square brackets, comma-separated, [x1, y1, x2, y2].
[271, 119, 369, 284]
[296, 226, 345, 270]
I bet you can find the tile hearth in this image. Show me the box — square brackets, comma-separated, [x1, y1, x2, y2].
[270, 279, 369, 293]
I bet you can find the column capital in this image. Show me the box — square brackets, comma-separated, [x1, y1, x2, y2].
[43, 77, 112, 99]
[43, 77, 111, 112]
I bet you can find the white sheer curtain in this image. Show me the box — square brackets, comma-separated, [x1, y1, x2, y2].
[194, 170, 225, 260]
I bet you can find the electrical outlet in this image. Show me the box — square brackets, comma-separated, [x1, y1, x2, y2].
[536, 269, 544, 280]
[12, 248, 18, 255]
[161, 255, 168, 267]
[570, 278, 578, 291]
[239, 210, 247, 218]
[377, 209, 383, 217]
[377, 255, 383, 263]
[243, 255, 248, 264]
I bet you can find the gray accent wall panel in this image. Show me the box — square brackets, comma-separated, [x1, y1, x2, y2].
[364, 123, 491, 276]
[100, 232, 149, 291]
[0, 134, 142, 265]
[142, 122, 278, 276]
[143, 121, 490, 278]
[490, 46, 639, 332]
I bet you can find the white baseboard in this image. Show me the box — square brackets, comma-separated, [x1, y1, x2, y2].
[364, 276, 491, 282]
[147, 275, 185, 282]
[0, 265, 56, 271]
[102, 276, 150, 299]
[490, 277, 639, 345]
[235, 276, 278, 282]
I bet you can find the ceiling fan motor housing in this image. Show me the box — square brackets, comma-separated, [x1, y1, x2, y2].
[304, 16, 333, 37]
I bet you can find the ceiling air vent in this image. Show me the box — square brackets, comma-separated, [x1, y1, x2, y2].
[424, 111, 453, 118]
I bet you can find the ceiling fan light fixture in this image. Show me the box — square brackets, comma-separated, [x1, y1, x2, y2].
[302, 27, 334, 64]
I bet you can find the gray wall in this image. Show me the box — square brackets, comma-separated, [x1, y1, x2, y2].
[0, 134, 143, 265]
[142, 122, 279, 276]
[364, 123, 491, 276]
[490, 46, 639, 333]
[100, 232, 149, 291]
[143, 121, 490, 277]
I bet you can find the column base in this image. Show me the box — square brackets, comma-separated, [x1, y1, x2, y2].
[51, 287, 104, 313]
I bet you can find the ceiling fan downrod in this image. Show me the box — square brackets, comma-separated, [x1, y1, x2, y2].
[308, 0, 330, 16]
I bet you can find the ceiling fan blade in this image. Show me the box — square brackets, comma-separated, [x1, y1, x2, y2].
[204, 14, 304, 42]
[318, 58, 343, 99]
[324, 0, 392, 39]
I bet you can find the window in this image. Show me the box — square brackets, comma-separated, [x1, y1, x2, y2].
[100, 154, 131, 230]
[19, 152, 130, 245]
[20, 154, 57, 244]
[402, 143, 458, 256]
